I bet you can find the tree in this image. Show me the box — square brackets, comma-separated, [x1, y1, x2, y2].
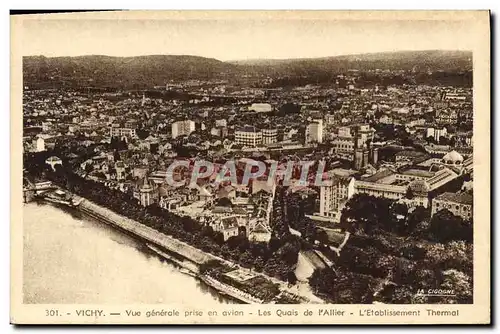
[438, 269, 472, 304]
[339, 194, 392, 234]
[408, 206, 431, 236]
[429, 209, 471, 243]
[316, 229, 329, 245]
[390, 202, 409, 233]
[405, 187, 414, 199]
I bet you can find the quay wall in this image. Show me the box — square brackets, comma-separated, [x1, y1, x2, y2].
[79, 199, 212, 265]
[77, 199, 266, 304]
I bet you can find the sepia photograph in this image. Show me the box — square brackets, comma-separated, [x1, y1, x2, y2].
[10, 10, 490, 324]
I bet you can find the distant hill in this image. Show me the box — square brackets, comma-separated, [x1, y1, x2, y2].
[234, 50, 473, 74]
[23, 55, 238, 89]
[23, 50, 472, 89]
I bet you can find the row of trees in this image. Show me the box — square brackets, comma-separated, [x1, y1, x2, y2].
[25, 150, 302, 283]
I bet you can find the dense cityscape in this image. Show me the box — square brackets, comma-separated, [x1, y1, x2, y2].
[23, 50, 474, 304]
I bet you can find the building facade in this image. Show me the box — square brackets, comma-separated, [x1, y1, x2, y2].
[109, 124, 137, 138]
[235, 126, 263, 147]
[431, 191, 473, 220]
[262, 128, 278, 145]
[305, 120, 323, 144]
[319, 171, 356, 222]
[172, 120, 196, 139]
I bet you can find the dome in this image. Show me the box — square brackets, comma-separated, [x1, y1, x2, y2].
[409, 179, 430, 195]
[442, 150, 463, 164]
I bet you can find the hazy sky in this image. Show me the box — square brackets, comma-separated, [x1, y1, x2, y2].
[21, 16, 475, 61]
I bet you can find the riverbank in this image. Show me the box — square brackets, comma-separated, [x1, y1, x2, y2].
[71, 197, 323, 304]
[22, 202, 233, 305]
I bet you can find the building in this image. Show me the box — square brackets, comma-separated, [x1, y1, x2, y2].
[109, 124, 137, 138]
[400, 179, 431, 208]
[172, 120, 196, 139]
[215, 119, 227, 127]
[319, 169, 357, 222]
[211, 216, 240, 241]
[353, 148, 370, 170]
[355, 124, 375, 148]
[35, 136, 46, 152]
[436, 109, 458, 125]
[331, 125, 374, 168]
[354, 170, 408, 200]
[139, 175, 154, 207]
[305, 120, 323, 144]
[427, 127, 448, 142]
[115, 161, 126, 181]
[247, 103, 272, 113]
[331, 126, 355, 156]
[441, 150, 464, 167]
[431, 191, 473, 220]
[235, 126, 262, 147]
[395, 150, 429, 167]
[262, 128, 278, 145]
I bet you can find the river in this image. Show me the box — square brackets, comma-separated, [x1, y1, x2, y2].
[23, 202, 233, 305]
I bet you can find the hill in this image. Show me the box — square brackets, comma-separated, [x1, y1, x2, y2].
[234, 50, 472, 75]
[23, 55, 238, 89]
[23, 50, 472, 89]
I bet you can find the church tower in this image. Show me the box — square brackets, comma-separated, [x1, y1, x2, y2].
[139, 175, 153, 207]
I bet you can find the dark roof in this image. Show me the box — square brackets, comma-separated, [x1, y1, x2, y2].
[396, 150, 426, 158]
[435, 192, 473, 205]
[362, 169, 394, 182]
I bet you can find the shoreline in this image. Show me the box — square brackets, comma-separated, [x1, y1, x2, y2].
[54, 195, 323, 304]
[76, 199, 260, 304]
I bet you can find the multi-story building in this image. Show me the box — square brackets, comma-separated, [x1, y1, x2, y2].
[319, 169, 357, 222]
[331, 124, 374, 157]
[235, 126, 262, 147]
[354, 169, 408, 200]
[355, 124, 375, 148]
[426, 127, 448, 142]
[431, 191, 473, 220]
[436, 109, 458, 125]
[305, 120, 323, 144]
[262, 128, 278, 145]
[172, 120, 196, 139]
[109, 124, 137, 138]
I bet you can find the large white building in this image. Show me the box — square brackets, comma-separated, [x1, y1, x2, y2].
[305, 120, 323, 144]
[247, 103, 272, 113]
[319, 169, 357, 222]
[109, 124, 137, 138]
[427, 127, 448, 142]
[354, 166, 460, 202]
[235, 126, 262, 147]
[172, 120, 196, 139]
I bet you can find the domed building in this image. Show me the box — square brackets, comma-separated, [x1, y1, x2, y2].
[409, 179, 430, 195]
[402, 179, 431, 209]
[442, 150, 464, 166]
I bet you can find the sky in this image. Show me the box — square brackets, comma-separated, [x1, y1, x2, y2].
[20, 14, 476, 61]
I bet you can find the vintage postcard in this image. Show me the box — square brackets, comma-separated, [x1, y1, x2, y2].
[10, 10, 490, 325]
